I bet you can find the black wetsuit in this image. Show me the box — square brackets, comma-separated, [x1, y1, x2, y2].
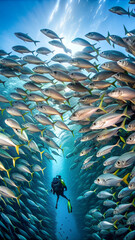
[51, 177, 69, 208]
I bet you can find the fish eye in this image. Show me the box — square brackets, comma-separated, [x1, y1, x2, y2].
[117, 161, 120, 165]
[54, 71, 57, 74]
[129, 137, 132, 141]
[97, 178, 100, 182]
[93, 122, 96, 125]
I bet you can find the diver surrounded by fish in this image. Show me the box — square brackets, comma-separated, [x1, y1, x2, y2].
[51, 175, 72, 212]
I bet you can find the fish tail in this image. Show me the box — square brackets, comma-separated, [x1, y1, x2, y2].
[95, 47, 101, 55]
[28, 138, 32, 145]
[132, 198, 135, 207]
[41, 129, 45, 137]
[106, 31, 111, 44]
[60, 37, 64, 42]
[21, 127, 28, 134]
[22, 111, 29, 119]
[41, 167, 46, 175]
[113, 169, 120, 176]
[113, 192, 116, 200]
[122, 173, 130, 185]
[1, 108, 5, 115]
[30, 107, 34, 115]
[60, 113, 64, 121]
[67, 98, 71, 106]
[8, 51, 12, 55]
[39, 219, 43, 226]
[12, 157, 20, 167]
[123, 25, 128, 35]
[9, 101, 13, 106]
[17, 185, 21, 193]
[16, 194, 22, 207]
[112, 80, 117, 87]
[40, 150, 45, 160]
[22, 115, 25, 121]
[6, 168, 12, 178]
[123, 106, 130, 118]
[71, 130, 74, 137]
[28, 179, 32, 187]
[99, 94, 107, 113]
[31, 172, 34, 178]
[113, 220, 118, 229]
[125, 212, 128, 219]
[15, 144, 24, 155]
[119, 117, 127, 131]
[94, 54, 98, 61]
[115, 139, 121, 148]
[34, 40, 40, 46]
[128, 7, 130, 17]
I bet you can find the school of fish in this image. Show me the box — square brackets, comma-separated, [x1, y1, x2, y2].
[0, 0, 135, 239]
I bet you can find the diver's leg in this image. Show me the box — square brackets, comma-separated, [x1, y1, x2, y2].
[61, 193, 70, 201]
[56, 194, 59, 209]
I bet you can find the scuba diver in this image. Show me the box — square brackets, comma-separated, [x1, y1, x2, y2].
[51, 175, 72, 212]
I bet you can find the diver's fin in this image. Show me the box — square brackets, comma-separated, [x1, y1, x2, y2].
[67, 200, 72, 213]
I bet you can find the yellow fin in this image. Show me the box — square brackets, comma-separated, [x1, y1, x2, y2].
[99, 94, 107, 113]
[28, 179, 32, 187]
[113, 220, 118, 229]
[15, 144, 24, 155]
[41, 167, 46, 175]
[123, 106, 130, 119]
[41, 129, 45, 137]
[17, 185, 21, 193]
[113, 169, 119, 176]
[28, 138, 32, 145]
[40, 150, 45, 160]
[31, 172, 34, 179]
[16, 194, 22, 207]
[6, 168, 12, 178]
[115, 139, 121, 147]
[12, 157, 20, 167]
[122, 173, 129, 185]
[113, 192, 116, 200]
[120, 136, 125, 143]
[120, 117, 127, 131]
